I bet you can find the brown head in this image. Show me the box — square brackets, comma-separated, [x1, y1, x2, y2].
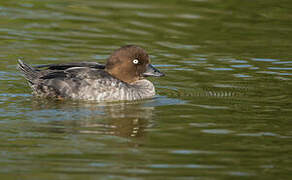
[105, 45, 164, 83]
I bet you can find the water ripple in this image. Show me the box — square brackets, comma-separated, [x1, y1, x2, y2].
[148, 164, 224, 169]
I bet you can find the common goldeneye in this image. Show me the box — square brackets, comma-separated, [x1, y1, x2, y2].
[17, 45, 164, 101]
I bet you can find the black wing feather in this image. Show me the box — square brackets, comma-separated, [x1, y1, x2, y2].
[40, 71, 68, 79]
[35, 62, 105, 70]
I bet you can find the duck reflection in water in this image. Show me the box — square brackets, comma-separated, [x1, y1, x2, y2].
[30, 99, 155, 138]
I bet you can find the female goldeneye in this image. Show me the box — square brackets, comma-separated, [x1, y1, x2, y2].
[17, 45, 164, 101]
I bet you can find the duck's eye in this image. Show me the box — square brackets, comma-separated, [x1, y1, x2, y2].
[132, 59, 139, 64]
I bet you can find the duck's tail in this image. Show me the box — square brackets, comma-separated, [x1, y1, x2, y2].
[17, 59, 38, 84]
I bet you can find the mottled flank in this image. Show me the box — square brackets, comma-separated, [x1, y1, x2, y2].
[17, 45, 164, 102]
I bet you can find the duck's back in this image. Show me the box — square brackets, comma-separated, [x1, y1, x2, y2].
[18, 60, 126, 100]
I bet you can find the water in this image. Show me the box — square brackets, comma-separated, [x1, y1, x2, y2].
[0, 0, 292, 179]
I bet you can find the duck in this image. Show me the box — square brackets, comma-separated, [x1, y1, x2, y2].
[17, 45, 164, 101]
